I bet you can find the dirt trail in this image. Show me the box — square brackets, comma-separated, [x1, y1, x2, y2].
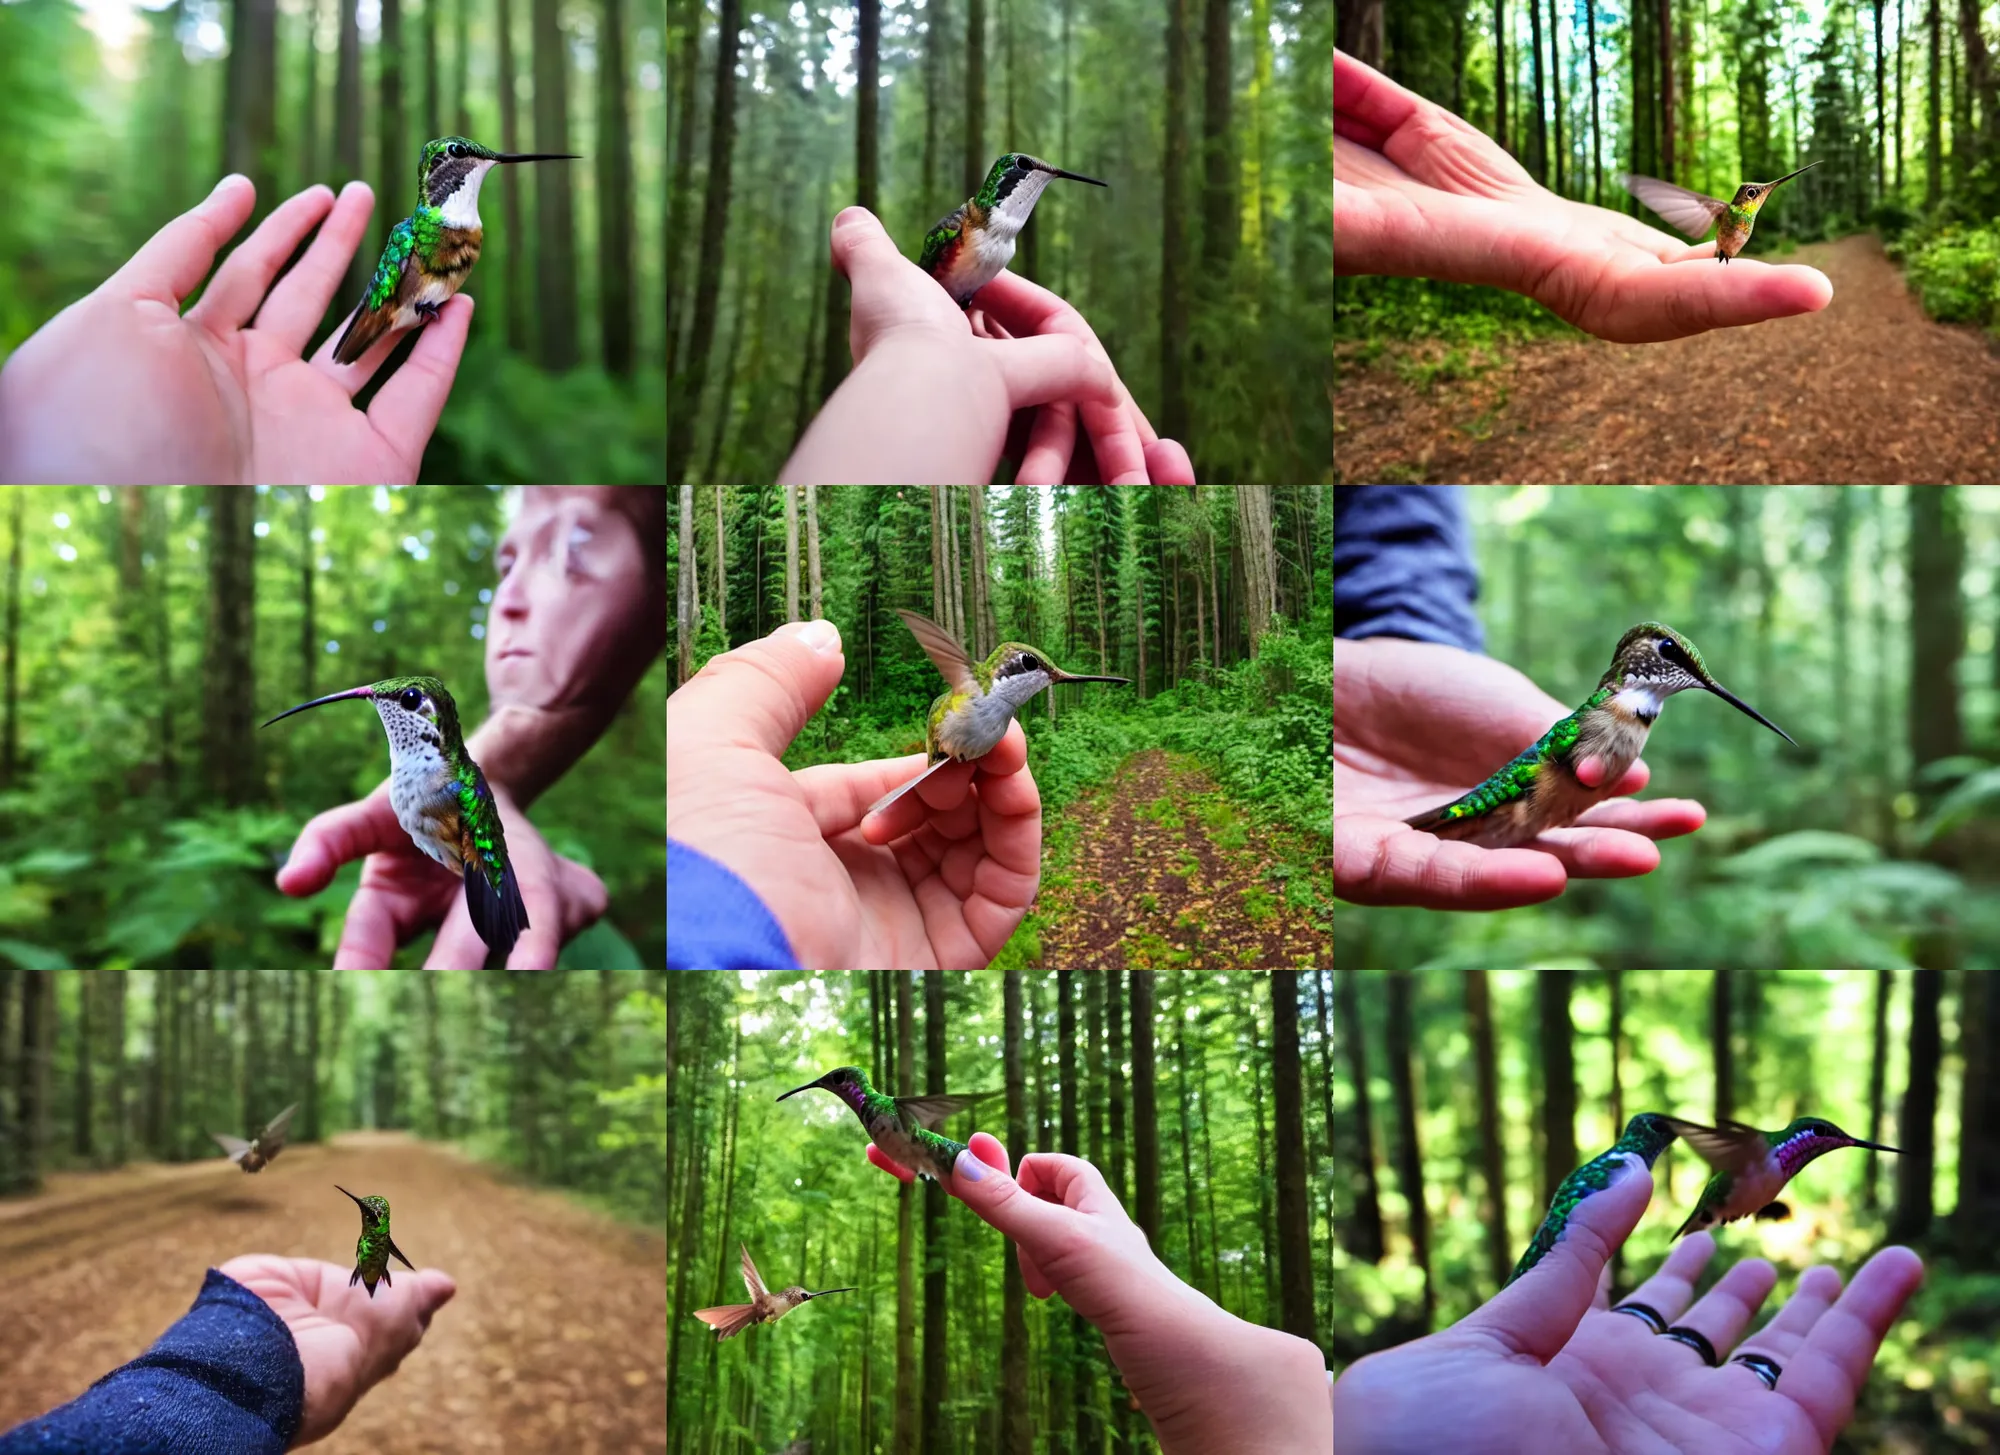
[1033, 750, 1326, 969]
[0, 1132, 665, 1454]
[1334, 233, 2000, 482]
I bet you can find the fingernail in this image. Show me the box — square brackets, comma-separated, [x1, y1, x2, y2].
[1605, 1152, 1646, 1186]
[833, 206, 872, 233]
[799, 619, 840, 654]
[211, 173, 247, 199]
[954, 1148, 986, 1183]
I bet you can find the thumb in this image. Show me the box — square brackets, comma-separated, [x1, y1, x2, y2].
[278, 784, 403, 895]
[668, 619, 846, 759]
[948, 1144, 1073, 1256]
[1460, 1158, 1653, 1364]
[829, 206, 925, 346]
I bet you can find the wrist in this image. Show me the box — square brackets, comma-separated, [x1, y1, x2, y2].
[782, 331, 1005, 483]
[1149, 1309, 1330, 1454]
[465, 702, 603, 807]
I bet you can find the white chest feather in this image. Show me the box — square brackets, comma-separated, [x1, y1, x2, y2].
[1613, 683, 1666, 718]
[439, 161, 495, 230]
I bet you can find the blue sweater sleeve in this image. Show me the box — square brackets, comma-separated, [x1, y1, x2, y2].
[667, 839, 800, 969]
[1334, 485, 1485, 652]
[0, 1269, 303, 1454]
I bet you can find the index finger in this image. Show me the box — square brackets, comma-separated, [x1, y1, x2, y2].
[366, 293, 474, 465]
[111, 174, 256, 305]
[278, 786, 401, 895]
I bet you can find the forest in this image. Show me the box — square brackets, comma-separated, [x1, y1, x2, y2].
[1328, 969, 2000, 1448]
[1337, 485, 2000, 972]
[0, 486, 666, 971]
[669, 486, 1333, 970]
[1333, 0, 2000, 482]
[661, 0, 1333, 483]
[0, 968, 670, 1452]
[0, 0, 664, 484]
[664, 969, 1326, 1452]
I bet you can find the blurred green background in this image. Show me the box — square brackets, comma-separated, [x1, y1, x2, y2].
[1329, 968, 1999, 1449]
[0, 0, 663, 483]
[0, 485, 665, 970]
[1341, 485, 2000, 972]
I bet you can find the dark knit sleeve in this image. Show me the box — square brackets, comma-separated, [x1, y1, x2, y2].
[1334, 485, 1485, 652]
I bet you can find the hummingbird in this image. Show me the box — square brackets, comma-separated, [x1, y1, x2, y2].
[1508, 1112, 1681, 1285]
[335, 1185, 416, 1297]
[331, 136, 579, 364]
[918, 153, 1108, 307]
[692, 1243, 856, 1342]
[1660, 1115, 1900, 1238]
[867, 608, 1129, 819]
[1405, 622, 1794, 849]
[1620, 161, 1820, 263]
[209, 1102, 298, 1173]
[262, 675, 529, 961]
[776, 1066, 994, 1184]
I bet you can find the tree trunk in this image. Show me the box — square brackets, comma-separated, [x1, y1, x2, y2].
[1336, 968, 1385, 1262]
[1549, 0, 1565, 191]
[597, 0, 635, 374]
[1160, 0, 1191, 442]
[452, 0, 469, 134]
[1108, 969, 1127, 1209]
[922, 973, 948, 1454]
[376, 0, 405, 277]
[784, 484, 800, 623]
[967, 487, 995, 659]
[1888, 968, 1941, 1244]
[301, 0, 324, 184]
[1200, 0, 1234, 270]
[664, 0, 701, 375]
[1863, 969, 1892, 1210]
[894, 973, 917, 1455]
[1956, 968, 2000, 1265]
[109, 972, 127, 1164]
[1538, 972, 1578, 1212]
[805, 485, 823, 621]
[496, 0, 529, 350]
[1059, 970, 1084, 1452]
[1174, 976, 1203, 1292]
[1877, 0, 1889, 196]
[1467, 970, 1511, 1292]
[1493, 0, 1508, 151]
[202, 487, 256, 807]
[1, 490, 21, 789]
[1930, 0, 1944, 206]
[1386, 971, 1432, 1328]
[676, 484, 697, 681]
[1527, 0, 1548, 179]
[1910, 487, 1964, 783]
[1270, 973, 1318, 1347]
[965, 0, 986, 196]
[1659, 0, 1676, 180]
[713, 489, 727, 643]
[1131, 973, 1161, 1246]
[73, 974, 93, 1160]
[225, 0, 280, 216]
[530, 0, 579, 369]
[1586, 0, 1602, 200]
[1000, 972, 1030, 1455]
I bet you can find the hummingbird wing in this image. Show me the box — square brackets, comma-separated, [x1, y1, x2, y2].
[332, 217, 419, 364]
[458, 763, 530, 962]
[258, 1103, 298, 1154]
[1618, 173, 1730, 240]
[1658, 1115, 1767, 1174]
[692, 1304, 760, 1340]
[917, 203, 970, 278]
[210, 1132, 253, 1164]
[1405, 708, 1577, 836]
[895, 609, 978, 696]
[739, 1243, 770, 1300]
[894, 1091, 992, 1131]
[387, 1235, 416, 1272]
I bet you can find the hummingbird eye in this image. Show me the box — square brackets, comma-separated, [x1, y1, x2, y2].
[450, 142, 467, 159]
[399, 688, 423, 711]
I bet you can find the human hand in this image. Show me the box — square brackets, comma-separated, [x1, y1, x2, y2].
[1330, 1161, 1924, 1453]
[867, 1133, 1331, 1454]
[0, 175, 469, 485]
[1333, 50, 1832, 343]
[779, 207, 1189, 484]
[276, 780, 607, 968]
[1335, 636, 1706, 909]
[216, 1255, 456, 1448]
[667, 620, 1043, 969]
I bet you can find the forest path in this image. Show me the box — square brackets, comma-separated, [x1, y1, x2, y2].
[0, 1131, 665, 1454]
[1032, 749, 1321, 969]
[1334, 233, 2000, 483]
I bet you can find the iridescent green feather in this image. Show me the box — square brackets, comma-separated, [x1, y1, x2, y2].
[365, 220, 417, 311]
[918, 207, 966, 274]
[1507, 1113, 1680, 1285]
[456, 761, 510, 893]
[1427, 683, 1616, 826]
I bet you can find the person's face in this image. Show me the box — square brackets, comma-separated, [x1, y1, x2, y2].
[488, 488, 651, 707]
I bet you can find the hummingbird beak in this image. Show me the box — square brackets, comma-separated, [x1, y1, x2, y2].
[1700, 681, 1797, 746]
[334, 1184, 365, 1207]
[1845, 1137, 1902, 1153]
[1047, 667, 1132, 685]
[494, 152, 581, 164]
[1043, 166, 1108, 187]
[1765, 160, 1820, 189]
[775, 1077, 827, 1102]
[804, 1287, 858, 1299]
[262, 686, 374, 727]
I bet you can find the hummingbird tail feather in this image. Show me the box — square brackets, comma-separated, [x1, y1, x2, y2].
[693, 1304, 759, 1341]
[865, 756, 955, 819]
[332, 304, 395, 365]
[464, 860, 530, 962]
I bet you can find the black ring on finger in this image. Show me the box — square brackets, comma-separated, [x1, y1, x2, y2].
[1729, 1352, 1782, 1390]
[1611, 1301, 1669, 1334]
[1662, 1325, 1720, 1366]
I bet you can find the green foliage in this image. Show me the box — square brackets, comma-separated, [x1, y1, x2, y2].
[1899, 222, 2000, 326]
[1334, 275, 1577, 351]
[426, 347, 666, 485]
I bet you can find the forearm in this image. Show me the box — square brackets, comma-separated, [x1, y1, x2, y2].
[469, 644, 663, 809]
[1114, 1301, 1332, 1454]
[780, 338, 1004, 484]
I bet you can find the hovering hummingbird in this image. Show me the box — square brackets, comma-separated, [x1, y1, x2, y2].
[776, 1066, 994, 1184]
[336, 1185, 416, 1297]
[1508, 1112, 1681, 1285]
[692, 1243, 856, 1342]
[867, 608, 1129, 820]
[1405, 622, 1794, 849]
[1620, 162, 1820, 263]
[1660, 1115, 1900, 1238]
[262, 675, 528, 961]
[209, 1102, 298, 1173]
[918, 153, 1108, 307]
[331, 136, 579, 363]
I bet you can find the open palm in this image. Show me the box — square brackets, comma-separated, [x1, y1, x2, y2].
[1335, 637, 1706, 909]
[1332, 1167, 1924, 1454]
[1333, 51, 1833, 343]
